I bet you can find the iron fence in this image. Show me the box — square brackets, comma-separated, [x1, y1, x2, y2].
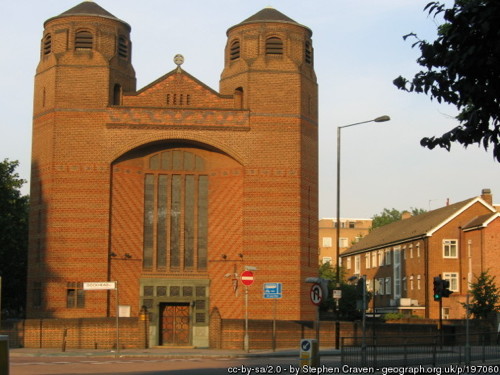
[341, 332, 500, 367]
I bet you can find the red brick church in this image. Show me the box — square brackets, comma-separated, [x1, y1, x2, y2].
[27, 2, 318, 347]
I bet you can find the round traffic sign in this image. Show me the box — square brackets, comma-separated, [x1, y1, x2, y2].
[241, 270, 254, 286]
[310, 283, 323, 305]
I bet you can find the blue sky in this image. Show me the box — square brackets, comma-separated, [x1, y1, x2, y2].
[1, 0, 498, 218]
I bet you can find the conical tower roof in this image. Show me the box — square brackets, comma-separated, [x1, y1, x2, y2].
[227, 7, 311, 35]
[45, 1, 130, 30]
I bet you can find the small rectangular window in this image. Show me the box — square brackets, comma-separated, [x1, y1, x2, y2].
[443, 240, 458, 258]
[322, 237, 332, 247]
[67, 282, 85, 308]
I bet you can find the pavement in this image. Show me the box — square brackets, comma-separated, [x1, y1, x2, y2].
[9, 346, 340, 359]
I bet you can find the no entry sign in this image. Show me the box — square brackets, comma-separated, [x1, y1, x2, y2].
[241, 270, 254, 286]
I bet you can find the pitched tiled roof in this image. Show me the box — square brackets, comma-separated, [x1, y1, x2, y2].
[45, 1, 130, 30]
[343, 197, 479, 255]
[463, 212, 500, 231]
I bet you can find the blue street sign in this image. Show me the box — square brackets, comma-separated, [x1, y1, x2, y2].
[263, 282, 282, 299]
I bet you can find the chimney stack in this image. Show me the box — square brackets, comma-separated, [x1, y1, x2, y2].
[481, 188, 493, 206]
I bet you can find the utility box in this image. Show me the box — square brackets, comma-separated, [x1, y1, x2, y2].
[0, 335, 9, 375]
[299, 338, 319, 367]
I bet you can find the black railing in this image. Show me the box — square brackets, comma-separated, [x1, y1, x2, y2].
[341, 332, 500, 367]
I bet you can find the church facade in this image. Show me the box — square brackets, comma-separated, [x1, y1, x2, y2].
[28, 2, 318, 347]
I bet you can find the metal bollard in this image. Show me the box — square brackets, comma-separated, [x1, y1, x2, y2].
[0, 335, 9, 375]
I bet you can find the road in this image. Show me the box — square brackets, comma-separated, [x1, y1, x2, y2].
[10, 355, 338, 375]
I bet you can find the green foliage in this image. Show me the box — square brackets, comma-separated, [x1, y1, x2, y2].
[0, 159, 29, 318]
[371, 207, 426, 229]
[463, 271, 500, 320]
[394, 1, 500, 161]
[381, 313, 423, 321]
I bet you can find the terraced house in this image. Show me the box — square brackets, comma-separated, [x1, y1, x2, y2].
[340, 189, 500, 320]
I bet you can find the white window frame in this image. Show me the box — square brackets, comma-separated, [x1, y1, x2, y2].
[416, 243, 420, 258]
[410, 275, 414, 291]
[322, 237, 332, 247]
[365, 254, 371, 269]
[443, 272, 460, 292]
[354, 255, 361, 274]
[417, 275, 421, 290]
[346, 257, 351, 270]
[339, 237, 349, 248]
[443, 239, 458, 258]
[385, 277, 391, 295]
[378, 250, 384, 266]
[385, 249, 392, 265]
[371, 252, 377, 268]
[322, 257, 332, 264]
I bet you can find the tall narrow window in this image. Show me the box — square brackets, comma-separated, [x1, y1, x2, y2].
[43, 34, 52, 55]
[143, 174, 155, 269]
[157, 175, 168, 268]
[75, 30, 93, 50]
[198, 176, 208, 269]
[170, 175, 182, 268]
[230, 40, 240, 60]
[305, 40, 313, 64]
[113, 84, 122, 106]
[118, 36, 128, 58]
[266, 37, 283, 55]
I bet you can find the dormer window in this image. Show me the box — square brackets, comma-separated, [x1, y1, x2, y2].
[43, 34, 52, 55]
[230, 40, 240, 61]
[118, 36, 128, 59]
[75, 30, 93, 50]
[266, 37, 283, 55]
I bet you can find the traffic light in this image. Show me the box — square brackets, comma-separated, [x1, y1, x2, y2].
[441, 279, 453, 298]
[433, 276, 443, 301]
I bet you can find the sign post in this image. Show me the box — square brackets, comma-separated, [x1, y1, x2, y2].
[83, 281, 119, 357]
[241, 269, 255, 352]
[263, 283, 282, 351]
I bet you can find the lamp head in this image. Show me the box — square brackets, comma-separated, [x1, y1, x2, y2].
[374, 115, 390, 122]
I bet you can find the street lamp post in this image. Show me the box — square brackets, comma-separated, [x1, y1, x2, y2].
[334, 115, 390, 350]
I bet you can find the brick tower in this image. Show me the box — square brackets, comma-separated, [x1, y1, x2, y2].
[28, 2, 318, 347]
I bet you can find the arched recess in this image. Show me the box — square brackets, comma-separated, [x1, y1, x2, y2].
[109, 139, 245, 278]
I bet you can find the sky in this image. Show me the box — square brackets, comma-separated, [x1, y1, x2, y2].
[1, 0, 498, 219]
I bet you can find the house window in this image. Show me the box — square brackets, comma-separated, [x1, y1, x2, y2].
[403, 277, 407, 291]
[67, 282, 85, 308]
[266, 37, 283, 55]
[230, 40, 240, 60]
[365, 254, 370, 269]
[443, 239, 458, 258]
[442, 307, 450, 319]
[346, 257, 351, 270]
[385, 277, 391, 295]
[339, 238, 349, 248]
[371, 252, 377, 268]
[443, 272, 459, 292]
[322, 237, 332, 247]
[409, 245, 413, 258]
[410, 275, 414, 290]
[417, 275, 421, 290]
[376, 278, 384, 295]
[322, 257, 332, 264]
[354, 255, 360, 274]
[416, 243, 420, 257]
[349, 221, 355, 228]
[75, 30, 93, 50]
[385, 249, 392, 265]
[378, 250, 384, 266]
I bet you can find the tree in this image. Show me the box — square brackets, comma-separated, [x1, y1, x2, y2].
[371, 207, 426, 229]
[0, 159, 29, 318]
[394, 1, 500, 162]
[464, 271, 500, 321]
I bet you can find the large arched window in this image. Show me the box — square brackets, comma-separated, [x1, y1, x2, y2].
[143, 150, 208, 272]
[266, 37, 283, 55]
[75, 30, 93, 50]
